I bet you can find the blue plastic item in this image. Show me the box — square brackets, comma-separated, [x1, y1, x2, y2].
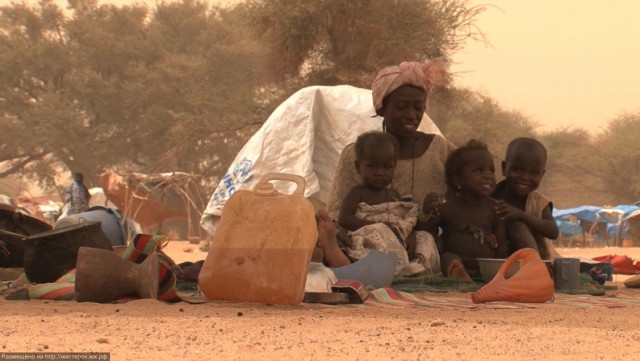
[331, 250, 397, 289]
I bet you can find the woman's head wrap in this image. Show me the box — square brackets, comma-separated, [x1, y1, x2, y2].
[371, 58, 449, 112]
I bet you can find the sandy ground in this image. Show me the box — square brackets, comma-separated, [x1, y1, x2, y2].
[2, 243, 640, 361]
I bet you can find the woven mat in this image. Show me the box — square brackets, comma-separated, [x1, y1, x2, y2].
[365, 288, 537, 309]
[391, 273, 481, 293]
[362, 288, 640, 309]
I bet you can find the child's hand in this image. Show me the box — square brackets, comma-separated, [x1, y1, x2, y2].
[422, 192, 443, 216]
[494, 200, 524, 221]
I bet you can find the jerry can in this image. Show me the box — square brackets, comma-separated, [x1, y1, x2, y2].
[198, 173, 318, 305]
[471, 248, 554, 304]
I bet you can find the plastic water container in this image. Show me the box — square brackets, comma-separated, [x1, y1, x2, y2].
[198, 173, 318, 305]
[554, 258, 580, 291]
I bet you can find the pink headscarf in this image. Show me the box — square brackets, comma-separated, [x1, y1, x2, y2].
[371, 58, 449, 112]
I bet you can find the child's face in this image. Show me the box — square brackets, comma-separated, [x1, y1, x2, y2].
[356, 145, 396, 190]
[455, 150, 496, 197]
[501, 146, 546, 197]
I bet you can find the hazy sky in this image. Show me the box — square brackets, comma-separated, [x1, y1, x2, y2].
[3, 0, 639, 133]
[451, 0, 640, 133]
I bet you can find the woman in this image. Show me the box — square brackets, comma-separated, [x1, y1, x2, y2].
[320, 59, 454, 269]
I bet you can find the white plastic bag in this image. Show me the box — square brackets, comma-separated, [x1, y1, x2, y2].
[200, 85, 441, 235]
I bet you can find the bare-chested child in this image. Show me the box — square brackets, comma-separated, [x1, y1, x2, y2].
[491, 137, 559, 259]
[418, 139, 508, 281]
[337, 131, 439, 276]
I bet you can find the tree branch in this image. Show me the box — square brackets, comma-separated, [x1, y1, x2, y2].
[0, 152, 49, 178]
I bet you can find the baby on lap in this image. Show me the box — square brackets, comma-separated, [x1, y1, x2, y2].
[338, 131, 439, 276]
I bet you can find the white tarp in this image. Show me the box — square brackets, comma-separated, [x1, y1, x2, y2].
[200, 85, 441, 235]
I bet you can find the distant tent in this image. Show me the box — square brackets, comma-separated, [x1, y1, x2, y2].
[101, 171, 206, 240]
[553, 206, 604, 223]
[554, 204, 640, 246]
[556, 219, 582, 236]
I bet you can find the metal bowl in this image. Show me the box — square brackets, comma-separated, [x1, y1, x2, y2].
[477, 258, 520, 283]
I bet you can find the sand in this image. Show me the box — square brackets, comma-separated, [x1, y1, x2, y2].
[2, 243, 640, 361]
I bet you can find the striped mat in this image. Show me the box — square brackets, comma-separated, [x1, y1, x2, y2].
[364, 288, 640, 309]
[365, 288, 537, 309]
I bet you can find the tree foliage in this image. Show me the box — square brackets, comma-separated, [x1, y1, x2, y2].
[0, 0, 637, 210]
[0, 0, 266, 193]
[427, 87, 537, 159]
[590, 114, 640, 202]
[247, 0, 485, 88]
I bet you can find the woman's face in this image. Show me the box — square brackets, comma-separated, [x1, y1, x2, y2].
[380, 85, 426, 140]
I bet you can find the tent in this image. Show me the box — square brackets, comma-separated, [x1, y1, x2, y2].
[101, 171, 206, 240]
[554, 205, 640, 246]
[200, 85, 442, 236]
[553, 206, 604, 223]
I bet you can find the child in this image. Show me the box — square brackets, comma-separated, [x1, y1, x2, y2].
[419, 139, 508, 281]
[491, 137, 559, 259]
[338, 131, 440, 276]
[64, 172, 91, 215]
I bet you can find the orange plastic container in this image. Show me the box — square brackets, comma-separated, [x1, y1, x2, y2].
[198, 173, 318, 305]
[471, 248, 554, 304]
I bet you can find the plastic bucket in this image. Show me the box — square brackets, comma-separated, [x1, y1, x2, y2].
[553, 258, 580, 291]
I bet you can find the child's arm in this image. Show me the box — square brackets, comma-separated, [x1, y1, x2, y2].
[494, 200, 559, 240]
[415, 192, 442, 236]
[493, 217, 509, 258]
[539, 205, 560, 239]
[338, 186, 375, 231]
[415, 211, 442, 244]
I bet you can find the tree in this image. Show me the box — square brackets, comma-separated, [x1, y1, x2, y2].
[427, 87, 537, 156]
[537, 128, 600, 208]
[0, 0, 267, 194]
[247, 0, 485, 89]
[591, 114, 640, 203]
[539, 115, 640, 208]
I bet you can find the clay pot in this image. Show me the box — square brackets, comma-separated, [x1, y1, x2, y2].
[75, 247, 158, 303]
[471, 248, 554, 304]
